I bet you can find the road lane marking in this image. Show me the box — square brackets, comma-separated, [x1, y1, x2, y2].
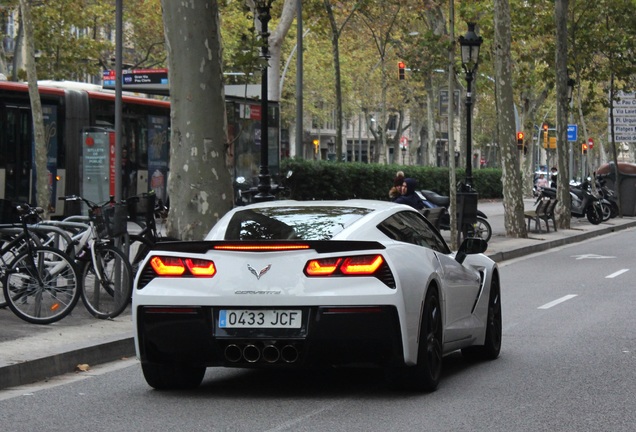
[538, 294, 578, 310]
[572, 254, 616, 260]
[606, 269, 629, 278]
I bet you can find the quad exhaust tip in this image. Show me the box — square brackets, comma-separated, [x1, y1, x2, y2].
[223, 343, 299, 364]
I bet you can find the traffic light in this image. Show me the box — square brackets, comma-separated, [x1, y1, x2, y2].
[542, 123, 549, 132]
[398, 61, 405, 80]
[313, 139, 319, 154]
[517, 131, 524, 150]
[582, 142, 588, 155]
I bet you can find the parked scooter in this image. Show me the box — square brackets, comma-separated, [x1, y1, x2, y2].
[417, 189, 492, 242]
[594, 175, 619, 219]
[539, 184, 604, 225]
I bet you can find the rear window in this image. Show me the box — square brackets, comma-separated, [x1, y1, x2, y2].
[224, 206, 371, 240]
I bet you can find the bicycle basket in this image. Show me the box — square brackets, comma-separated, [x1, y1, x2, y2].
[95, 203, 128, 238]
[127, 192, 156, 224]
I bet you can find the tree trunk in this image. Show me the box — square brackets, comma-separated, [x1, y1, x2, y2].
[19, 0, 48, 217]
[161, 0, 232, 240]
[324, 1, 344, 162]
[555, 0, 572, 228]
[494, 0, 527, 237]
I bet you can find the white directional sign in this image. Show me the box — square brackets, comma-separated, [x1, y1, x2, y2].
[609, 92, 636, 142]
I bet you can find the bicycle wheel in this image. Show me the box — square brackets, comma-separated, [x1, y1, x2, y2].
[81, 244, 133, 319]
[3, 246, 80, 324]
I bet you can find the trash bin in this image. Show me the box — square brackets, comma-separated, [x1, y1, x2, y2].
[596, 162, 636, 216]
[456, 191, 479, 237]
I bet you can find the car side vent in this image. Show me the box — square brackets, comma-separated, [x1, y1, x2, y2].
[376, 263, 396, 289]
[137, 265, 156, 290]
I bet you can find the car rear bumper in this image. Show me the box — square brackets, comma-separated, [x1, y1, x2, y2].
[135, 305, 405, 369]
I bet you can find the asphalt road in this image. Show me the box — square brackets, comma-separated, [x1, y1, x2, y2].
[1, 228, 634, 431]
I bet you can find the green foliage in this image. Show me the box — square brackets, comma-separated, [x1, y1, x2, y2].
[280, 159, 503, 201]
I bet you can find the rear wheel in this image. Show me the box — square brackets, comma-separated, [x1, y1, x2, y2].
[398, 287, 443, 392]
[3, 247, 80, 324]
[465, 217, 492, 242]
[462, 272, 502, 361]
[141, 362, 206, 390]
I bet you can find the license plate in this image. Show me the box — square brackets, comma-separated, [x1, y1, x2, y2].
[219, 309, 302, 329]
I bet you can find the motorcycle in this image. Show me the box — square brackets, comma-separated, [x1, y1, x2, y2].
[417, 189, 492, 242]
[594, 175, 619, 219]
[538, 184, 604, 225]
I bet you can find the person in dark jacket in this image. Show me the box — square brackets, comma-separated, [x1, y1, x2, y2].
[394, 178, 424, 210]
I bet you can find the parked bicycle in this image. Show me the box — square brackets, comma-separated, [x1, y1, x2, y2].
[57, 195, 133, 319]
[1, 203, 80, 324]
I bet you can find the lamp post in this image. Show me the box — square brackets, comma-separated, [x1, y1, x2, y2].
[253, 0, 275, 202]
[458, 23, 483, 190]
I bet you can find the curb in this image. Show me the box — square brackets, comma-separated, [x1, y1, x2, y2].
[0, 338, 134, 390]
[487, 219, 636, 263]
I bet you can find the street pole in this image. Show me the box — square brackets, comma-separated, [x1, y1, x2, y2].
[295, 0, 303, 159]
[464, 69, 474, 188]
[254, 1, 275, 202]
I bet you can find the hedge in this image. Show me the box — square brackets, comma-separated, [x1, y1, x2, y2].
[278, 159, 504, 201]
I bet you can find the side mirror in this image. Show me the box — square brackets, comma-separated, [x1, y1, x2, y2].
[456, 237, 488, 264]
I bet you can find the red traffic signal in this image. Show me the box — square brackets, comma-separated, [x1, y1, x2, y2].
[542, 123, 549, 132]
[517, 131, 524, 149]
[398, 61, 405, 80]
[582, 142, 588, 155]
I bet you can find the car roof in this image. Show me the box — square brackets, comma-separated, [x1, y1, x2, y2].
[234, 199, 405, 211]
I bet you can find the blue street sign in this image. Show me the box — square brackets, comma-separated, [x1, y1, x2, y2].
[567, 124, 578, 142]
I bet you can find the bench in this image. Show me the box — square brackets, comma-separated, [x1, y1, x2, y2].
[541, 198, 558, 232]
[524, 198, 557, 233]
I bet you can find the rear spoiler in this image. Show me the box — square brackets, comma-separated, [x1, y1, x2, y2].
[150, 240, 386, 254]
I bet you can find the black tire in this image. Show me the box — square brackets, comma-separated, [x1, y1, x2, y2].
[462, 271, 502, 361]
[81, 244, 133, 319]
[141, 362, 206, 390]
[3, 246, 80, 324]
[465, 217, 492, 242]
[400, 287, 443, 392]
[586, 202, 603, 225]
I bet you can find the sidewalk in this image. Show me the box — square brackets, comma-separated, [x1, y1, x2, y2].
[1, 199, 635, 390]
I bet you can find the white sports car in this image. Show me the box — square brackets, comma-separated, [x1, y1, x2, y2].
[133, 200, 501, 391]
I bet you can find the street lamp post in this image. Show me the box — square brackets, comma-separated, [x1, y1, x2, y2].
[253, 0, 275, 202]
[458, 23, 483, 190]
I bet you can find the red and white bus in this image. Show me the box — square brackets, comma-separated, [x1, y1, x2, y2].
[0, 80, 280, 217]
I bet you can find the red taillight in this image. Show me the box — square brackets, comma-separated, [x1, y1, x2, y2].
[304, 254, 384, 277]
[185, 258, 216, 277]
[149, 256, 215, 277]
[150, 256, 186, 276]
[340, 255, 384, 275]
[305, 258, 342, 276]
